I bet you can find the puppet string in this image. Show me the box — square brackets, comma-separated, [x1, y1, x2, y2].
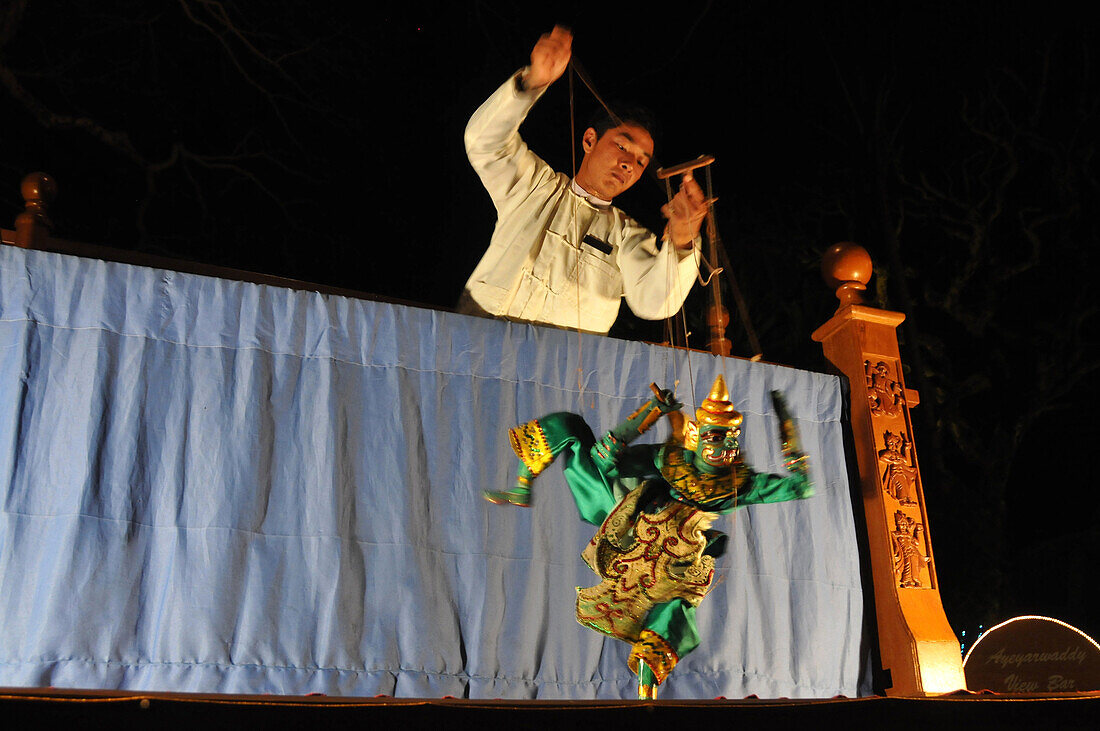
[567, 64, 591, 410]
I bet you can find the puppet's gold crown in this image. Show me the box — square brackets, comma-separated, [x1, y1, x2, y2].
[695, 374, 743, 428]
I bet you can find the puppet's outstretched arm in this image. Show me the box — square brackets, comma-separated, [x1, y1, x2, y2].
[590, 384, 681, 474]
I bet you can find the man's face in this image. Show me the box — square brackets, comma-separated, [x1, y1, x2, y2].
[574, 123, 654, 200]
[695, 424, 740, 472]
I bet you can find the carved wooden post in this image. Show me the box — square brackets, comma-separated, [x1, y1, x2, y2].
[14, 172, 57, 249]
[812, 242, 966, 696]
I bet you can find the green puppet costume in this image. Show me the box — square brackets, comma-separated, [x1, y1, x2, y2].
[484, 375, 812, 699]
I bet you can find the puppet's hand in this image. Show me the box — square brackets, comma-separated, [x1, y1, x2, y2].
[523, 25, 572, 90]
[652, 387, 682, 414]
[662, 174, 708, 249]
[771, 390, 808, 474]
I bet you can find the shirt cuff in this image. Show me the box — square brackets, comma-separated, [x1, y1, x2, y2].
[513, 67, 550, 96]
[672, 235, 702, 259]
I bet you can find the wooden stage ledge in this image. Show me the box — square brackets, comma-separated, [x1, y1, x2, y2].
[4, 687, 1099, 729]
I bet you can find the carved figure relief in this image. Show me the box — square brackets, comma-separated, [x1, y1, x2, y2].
[865, 360, 905, 418]
[879, 431, 918, 505]
[891, 510, 930, 588]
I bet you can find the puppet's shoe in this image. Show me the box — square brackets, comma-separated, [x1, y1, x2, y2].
[481, 488, 530, 507]
[482, 475, 531, 507]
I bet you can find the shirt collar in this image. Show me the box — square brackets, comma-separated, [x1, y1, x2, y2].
[571, 179, 612, 209]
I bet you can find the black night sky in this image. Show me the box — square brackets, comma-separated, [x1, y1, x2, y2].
[2, 2, 1098, 654]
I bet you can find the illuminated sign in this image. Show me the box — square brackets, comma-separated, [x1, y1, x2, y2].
[963, 615, 1100, 692]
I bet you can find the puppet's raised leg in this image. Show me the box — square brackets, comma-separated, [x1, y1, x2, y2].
[483, 414, 570, 507]
[485, 387, 679, 512]
[483, 412, 600, 509]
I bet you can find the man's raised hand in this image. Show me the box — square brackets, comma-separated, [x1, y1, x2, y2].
[523, 25, 572, 90]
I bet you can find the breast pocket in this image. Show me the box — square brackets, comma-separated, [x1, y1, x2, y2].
[540, 229, 621, 296]
[576, 245, 622, 304]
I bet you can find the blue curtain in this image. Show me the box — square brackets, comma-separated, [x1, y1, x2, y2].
[0, 246, 871, 698]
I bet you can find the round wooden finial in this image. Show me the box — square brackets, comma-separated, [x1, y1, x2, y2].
[21, 172, 57, 211]
[822, 242, 872, 308]
[14, 172, 57, 248]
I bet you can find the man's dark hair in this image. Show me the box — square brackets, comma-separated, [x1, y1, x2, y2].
[587, 102, 660, 148]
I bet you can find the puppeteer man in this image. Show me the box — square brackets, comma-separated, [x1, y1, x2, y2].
[458, 26, 709, 334]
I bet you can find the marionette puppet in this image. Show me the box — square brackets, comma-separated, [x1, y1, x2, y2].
[484, 374, 813, 699]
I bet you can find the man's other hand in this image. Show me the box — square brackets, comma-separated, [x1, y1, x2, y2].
[662, 174, 708, 249]
[523, 26, 572, 90]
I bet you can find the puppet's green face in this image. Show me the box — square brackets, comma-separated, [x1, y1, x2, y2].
[695, 424, 740, 473]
